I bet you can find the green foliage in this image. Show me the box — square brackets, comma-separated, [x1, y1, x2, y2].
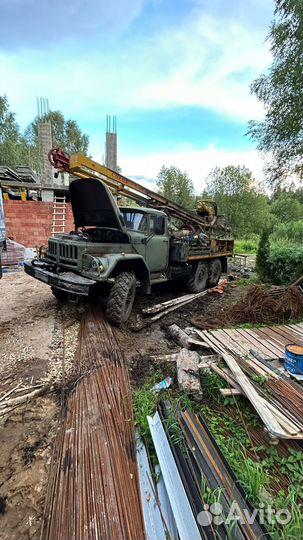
[0, 95, 24, 169]
[235, 235, 259, 254]
[157, 165, 195, 209]
[256, 229, 271, 281]
[262, 244, 303, 284]
[271, 219, 303, 243]
[205, 165, 272, 236]
[0, 95, 89, 172]
[271, 193, 303, 222]
[132, 379, 159, 448]
[248, 0, 303, 184]
[28, 110, 89, 155]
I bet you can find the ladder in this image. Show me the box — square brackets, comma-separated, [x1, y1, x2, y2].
[52, 196, 66, 236]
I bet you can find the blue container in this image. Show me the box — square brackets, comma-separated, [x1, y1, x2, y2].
[285, 344, 303, 375]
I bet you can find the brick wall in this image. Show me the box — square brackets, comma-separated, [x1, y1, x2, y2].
[3, 200, 75, 247]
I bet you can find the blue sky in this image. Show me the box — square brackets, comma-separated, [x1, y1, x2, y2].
[0, 0, 274, 191]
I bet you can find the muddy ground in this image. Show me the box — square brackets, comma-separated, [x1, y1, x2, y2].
[0, 270, 244, 539]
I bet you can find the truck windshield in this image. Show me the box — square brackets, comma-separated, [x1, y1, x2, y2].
[121, 211, 147, 233]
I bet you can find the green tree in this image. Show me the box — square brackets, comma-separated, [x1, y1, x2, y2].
[157, 165, 195, 209]
[27, 111, 89, 155]
[256, 228, 271, 281]
[248, 0, 303, 184]
[0, 95, 22, 169]
[205, 165, 272, 236]
[271, 193, 303, 222]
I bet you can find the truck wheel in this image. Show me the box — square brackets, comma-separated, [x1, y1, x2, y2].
[106, 272, 136, 326]
[207, 258, 222, 287]
[186, 262, 208, 293]
[51, 287, 69, 302]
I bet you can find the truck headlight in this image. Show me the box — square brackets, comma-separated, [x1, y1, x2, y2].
[91, 258, 99, 270]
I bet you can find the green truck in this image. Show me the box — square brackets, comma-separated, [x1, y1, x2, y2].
[24, 177, 233, 325]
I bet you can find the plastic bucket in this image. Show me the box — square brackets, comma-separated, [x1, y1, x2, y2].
[285, 344, 303, 375]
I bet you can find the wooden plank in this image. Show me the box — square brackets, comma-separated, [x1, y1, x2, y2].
[285, 326, 303, 338]
[258, 327, 290, 347]
[237, 328, 279, 359]
[222, 352, 286, 438]
[194, 330, 224, 354]
[220, 388, 242, 397]
[253, 328, 286, 355]
[251, 328, 285, 357]
[273, 326, 303, 346]
[223, 328, 268, 358]
[212, 329, 248, 357]
[268, 326, 297, 348]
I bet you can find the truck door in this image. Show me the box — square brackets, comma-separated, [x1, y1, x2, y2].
[146, 214, 169, 273]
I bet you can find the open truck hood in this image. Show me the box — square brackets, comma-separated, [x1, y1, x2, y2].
[69, 178, 127, 232]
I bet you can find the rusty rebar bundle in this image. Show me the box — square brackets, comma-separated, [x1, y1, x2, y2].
[192, 285, 303, 329]
[42, 307, 145, 540]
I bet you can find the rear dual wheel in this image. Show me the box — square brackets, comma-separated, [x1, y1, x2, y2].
[186, 258, 222, 293]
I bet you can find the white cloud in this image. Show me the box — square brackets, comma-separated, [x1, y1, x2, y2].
[114, 145, 266, 193]
[0, 3, 271, 129]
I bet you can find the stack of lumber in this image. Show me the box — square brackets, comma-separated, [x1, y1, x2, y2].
[198, 322, 303, 361]
[195, 324, 303, 440]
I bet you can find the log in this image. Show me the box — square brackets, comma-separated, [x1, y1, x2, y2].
[167, 324, 208, 350]
[176, 349, 202, 399]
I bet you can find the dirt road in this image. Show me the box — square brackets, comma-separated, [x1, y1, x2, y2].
[0, 273, 80, 540]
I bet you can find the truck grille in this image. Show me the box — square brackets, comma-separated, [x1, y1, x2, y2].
[47, 240, 78, 266]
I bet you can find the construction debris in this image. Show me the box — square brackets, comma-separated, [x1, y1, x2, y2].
[167, 323, 208, 350]
[140, 280, 228, 328]
[180, 410, 272, 540]
[147, 411, 203, 540]
[194, 323, 303, 440]
[192, 284, 303, 328]
[146, 407, 272, 540]
[176, 349, 202, 398]
[41, 308, 145, 540]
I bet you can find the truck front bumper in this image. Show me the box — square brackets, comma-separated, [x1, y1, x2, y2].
[24, 260, 97, 296]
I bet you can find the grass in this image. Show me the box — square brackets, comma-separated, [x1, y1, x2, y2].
[235, 275, 261, 288]
[131, 356, 303, 539]
[234, 236, 259, 255]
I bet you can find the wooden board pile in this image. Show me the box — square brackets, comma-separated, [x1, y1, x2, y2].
[160, 322, 303, 441]
[42, 308, 145, 540]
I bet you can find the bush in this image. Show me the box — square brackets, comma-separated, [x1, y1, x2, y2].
[271, 220, 303, 244]
[256, 229, 270, 281]
[262, 245, 303, 285]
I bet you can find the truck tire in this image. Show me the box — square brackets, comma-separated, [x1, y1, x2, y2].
[186, 261, 208, 293]
[51, 287, 69, 302]
[106, 272, 136, 326]
[207, 258, 222, 287]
